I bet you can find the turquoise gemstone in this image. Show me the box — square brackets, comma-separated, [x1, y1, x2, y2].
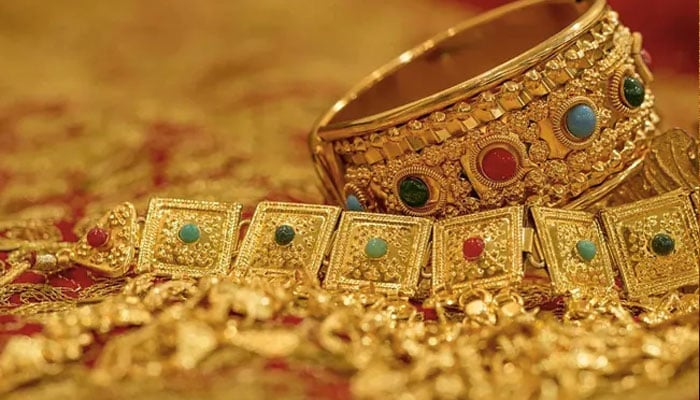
[346, 194, 364, 211]
[275, 225, 295, 246]
[623, 76, 645, 107]
[365, 237, 388, 259]
[650, 233, 674, 256]
[576, 239, 597, 262]
[565, 103, 597, 139]
[178, 223, 200, 244]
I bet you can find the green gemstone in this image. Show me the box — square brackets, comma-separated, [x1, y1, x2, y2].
[178, 223, 200, 244]
[623, 76, 645, 108]
[275, 225, 295, 246]
[650, 233, 674, 256]
[365, 237, 388, 259]
[576, 239, 597, 262]
[399, 177, 429, 207]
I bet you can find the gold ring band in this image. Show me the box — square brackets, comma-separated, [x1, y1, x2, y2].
[310, 0, 658, 218]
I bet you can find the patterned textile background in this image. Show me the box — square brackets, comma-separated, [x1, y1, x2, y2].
[0, 0, 697, 398]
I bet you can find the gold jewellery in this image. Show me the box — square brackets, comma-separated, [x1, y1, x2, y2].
[3, 188, 698, 303]
[1, 185, 698, 398]
[0, 1, 698, 398]
[309, 0, 659, 218]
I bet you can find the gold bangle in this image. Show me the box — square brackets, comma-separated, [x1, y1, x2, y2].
[309, 0, 658, 218]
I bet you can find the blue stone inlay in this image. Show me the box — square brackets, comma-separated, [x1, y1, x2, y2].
[178, 223, 201, 244]
[346, 194, 364, 211]
[576, 239, 597, 262]
[565, 103, 597, 139]
[365, 237, 388, 259]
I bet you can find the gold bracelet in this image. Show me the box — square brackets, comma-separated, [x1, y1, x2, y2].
[309, 0, 658, 218]
[3, 187, 697, 302]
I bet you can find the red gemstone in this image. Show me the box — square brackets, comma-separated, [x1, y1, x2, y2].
[480, 147, 518, 182]
[87, 227, 110, 248]
[640, 49, 652, 69]
[462, 236, 485, 261]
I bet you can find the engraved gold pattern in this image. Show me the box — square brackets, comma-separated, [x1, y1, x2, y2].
[432, 206, 523, 293]
[531, 207, 615, 294]
[233, 202, 341, 281]
[137, 198, 242, 277]
[600, 191, 700, 298]
[324, 212, 431, 296]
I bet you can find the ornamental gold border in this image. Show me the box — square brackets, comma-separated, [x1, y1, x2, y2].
[599, 190, 700, 298]
[137, 198, 242, 277]
[530, 207, 615, 294]
[432, 206, 524, 293]
[391, 165, 448, 217]
[460, 134, 529, 191]
[551, 96, 601, 150]
[232, 202, 341, 282]
[324, 212, 432, 297]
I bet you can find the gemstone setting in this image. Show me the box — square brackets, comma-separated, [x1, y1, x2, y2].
[565, 103, 597, 139]
[622, 76, 645, 108]
[87, 227, 110, 248]
[575, 239, 597, 262]
[480, 147, 518, 182]
[365, 237, 388, 259]
[178, 223, 201, 244]
[274, 224, 296, 246]
[346, 194, 364, 212]
[462, 236, 485, 261]
[650, 233, 674, 256]
[398, 177, 430, 208]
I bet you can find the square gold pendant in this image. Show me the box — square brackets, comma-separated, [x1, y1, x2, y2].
[432, 206, 523, 293]
[531, 207, 615, 294]
[600, 190, 700, 298]
[232, 202, 341, 281]
[137, 198, 242, 277]
[324, 212, 432, 297]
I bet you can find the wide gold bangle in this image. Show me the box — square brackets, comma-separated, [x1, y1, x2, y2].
[309, 0, 658, 218]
